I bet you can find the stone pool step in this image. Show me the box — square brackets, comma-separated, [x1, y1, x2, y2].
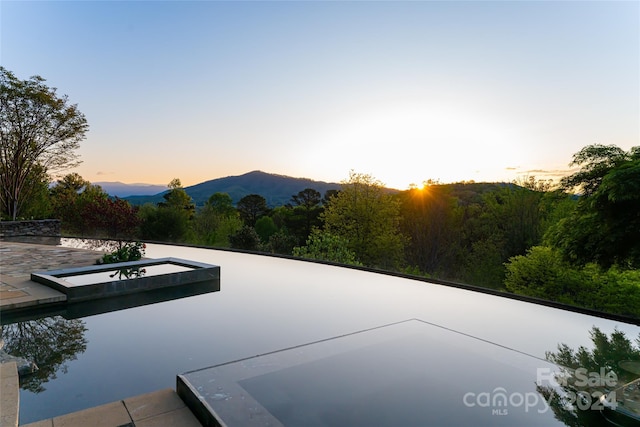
[19, 388, 202, 427]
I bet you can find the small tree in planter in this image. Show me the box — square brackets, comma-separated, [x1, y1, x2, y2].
[98, 241, 146, 264]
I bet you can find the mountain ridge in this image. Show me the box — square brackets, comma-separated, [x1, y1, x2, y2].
[122, 170, 342, 207]
[94, 182, 167, 197]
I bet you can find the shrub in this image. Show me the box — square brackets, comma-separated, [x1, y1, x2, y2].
[504, 246, 640, 317]
[99, 241, 146, 264]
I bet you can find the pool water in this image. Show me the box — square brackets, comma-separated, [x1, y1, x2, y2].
[61, 263, 194, 286]
[3, 242, 639, 425]
[181, 319, 566, 426]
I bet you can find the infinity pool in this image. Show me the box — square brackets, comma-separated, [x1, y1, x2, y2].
[3, 241, 639, 425]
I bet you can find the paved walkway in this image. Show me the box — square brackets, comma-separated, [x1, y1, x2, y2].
[0, 241, 105, 311]
[0, 241, 203, 427]
[20, 389, 201, 427]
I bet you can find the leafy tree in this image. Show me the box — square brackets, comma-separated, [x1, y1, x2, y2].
[211, 214, 242, 246]
[323, 189, 339, 205]
[159, 178, 195, 219]
[82, 197, 140, 239]
[50, 175, 139, 239]
[399, 184, 462, 276]
[265, 230, 298, 255]
[588, 161, 640, 266]
[255, 216, 278, 243]
[538, 190, 576, 238]
[18, 163, 52, 219]
[321, 171, 405, 269]
[50, 172, 89, 195]
[462, 238, 506, 289]
[516, 175, 554, 192]
[49, 173, 111, 235]
[551, 144, 640, 268]
[138, 203, 190, 242]
[291, 188, 322, 208]
[138, 178, 194, 242]
[192, 192, 241, 246]
[560, 144, 638, 196]
[229, 225, 261, 250]
[286, 188, 323, 244]
[236, 194, 269, 226]
[269, 205, 293, 230]
[0, 67, 88, 220]
[482, 184, 546, 257]
[205, 192, 235, 216]
[453, 181, 553, 287]
[293, 228, 362, 266]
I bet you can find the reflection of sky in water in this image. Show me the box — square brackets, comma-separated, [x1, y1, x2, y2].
[202, 321, 565, 426]
[61, 263, 193, 286]
[15, 242, 640, 424]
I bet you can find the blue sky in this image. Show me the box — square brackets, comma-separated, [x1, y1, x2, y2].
[2, 1, 638, 189]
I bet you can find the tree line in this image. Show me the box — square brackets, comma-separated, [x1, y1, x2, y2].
[2, 66, 639, 318]
[20, 144, 640, 318]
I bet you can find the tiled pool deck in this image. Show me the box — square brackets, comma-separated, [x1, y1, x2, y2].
[19, 389, 201, 427]
[0, 241, 203, 427]
[0, 242, 102, 311]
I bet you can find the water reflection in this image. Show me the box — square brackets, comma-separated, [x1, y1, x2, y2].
[61, 265, 148, 286]
[1, 317, 87, 393]
[538, 327, 640, 426]
[109, 266, 146, 280]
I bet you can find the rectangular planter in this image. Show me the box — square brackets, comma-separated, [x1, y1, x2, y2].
[31, 258, 220, 302]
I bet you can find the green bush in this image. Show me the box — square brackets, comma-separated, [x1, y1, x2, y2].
[229, 226, 261, 251]
[99, 241, 146, 264]
[504, 246, 640, 317]
[293, 229, 362, 266]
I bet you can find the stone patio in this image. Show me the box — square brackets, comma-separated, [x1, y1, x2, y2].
[0, 241, 106, 312]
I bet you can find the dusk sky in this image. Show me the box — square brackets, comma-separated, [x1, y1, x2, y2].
[2, 1, 638, 190]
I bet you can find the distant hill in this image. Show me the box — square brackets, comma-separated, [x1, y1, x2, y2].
[446, 182, 514, 205]
[124, 170, 342, 207]
[95, 182, 167, 198]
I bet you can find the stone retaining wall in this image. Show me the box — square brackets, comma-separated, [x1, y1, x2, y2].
[0, 219, 61, 238]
